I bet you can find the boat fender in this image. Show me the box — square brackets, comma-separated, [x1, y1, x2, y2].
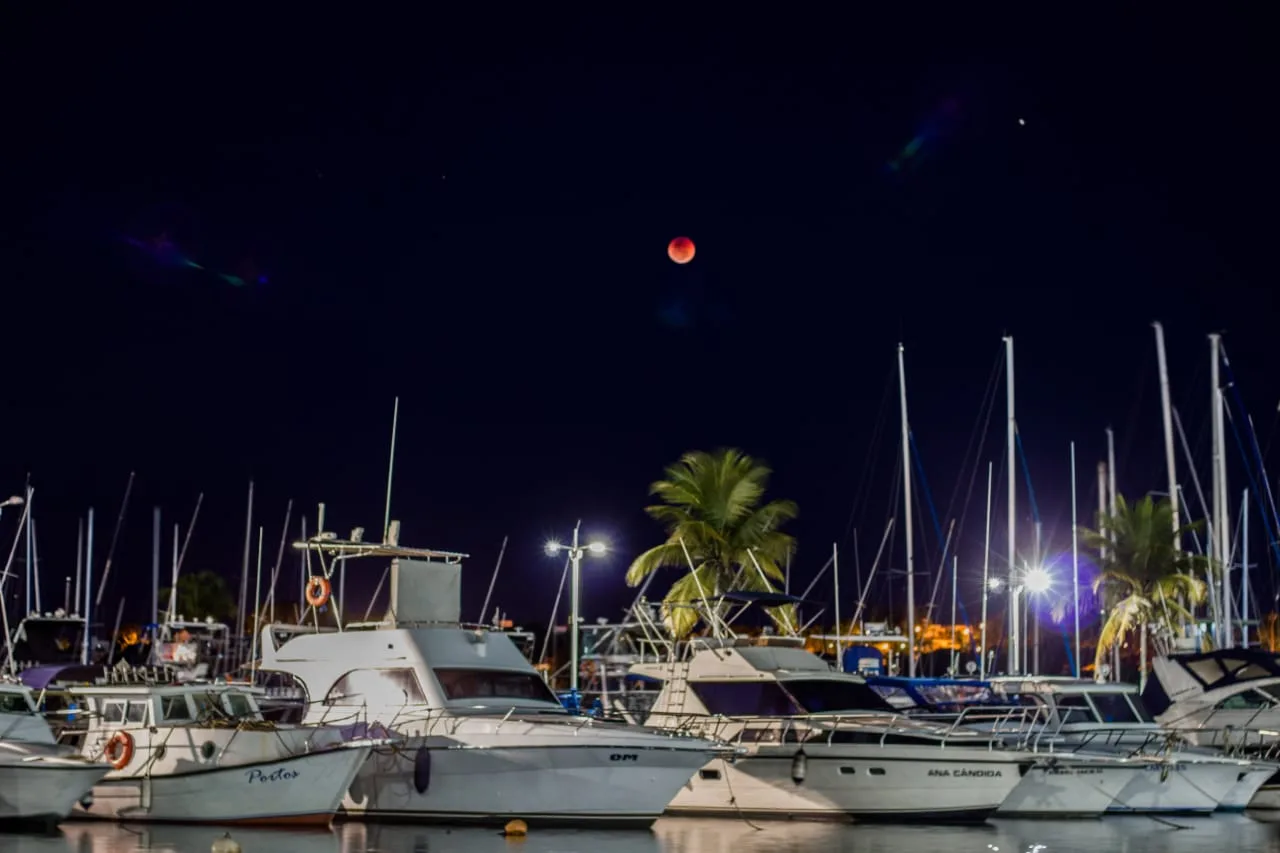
[211, 832, 242, 853]
[414, 748, 432, 794]
[105, 731, 135, 770]
[791, 749, 807, 785]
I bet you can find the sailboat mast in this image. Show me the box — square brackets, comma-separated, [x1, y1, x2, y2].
[897, 343, 916, 677]
[980, 461, 993, 680]
[1153, 323, 1182, 544]
[151, 508, 160, 625]
[1071, 442, 1081, 678]
[1210, 333, 1228, 646]
[236, 481, 254, 646]
[1004, 335, 1018, 674]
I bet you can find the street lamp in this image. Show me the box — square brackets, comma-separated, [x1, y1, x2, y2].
[545, 523, 607, 694]
[1023, 566, 1053, 674]
[0, 495, 22, 524]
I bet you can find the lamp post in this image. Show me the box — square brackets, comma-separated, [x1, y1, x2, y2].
[545, 522, 607, 694]
[1024, 566, 1052, 675]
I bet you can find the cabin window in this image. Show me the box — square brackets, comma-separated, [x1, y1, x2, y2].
[690, 682, 802, 717]
[225, 692, 255, 718]
[1088, 693, 1140, 724]
[0, 692, 33, 714]
[125, 701, 148, 724]
[326, 668, 428, 707]
[781, 680, 897, 714]
[1215, 691, 1273, 710]
[1254, 684, 1280, 703]
[161, 695, 193, 722]
[433, 668, 560, 704]
[1055, 694, 1097, 725]
[101, 701, 126, 724]
[1126, 694, 1156, 722]
[191, 692, 219, 719]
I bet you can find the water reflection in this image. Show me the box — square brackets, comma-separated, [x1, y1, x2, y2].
[2, 815, 1279, 853]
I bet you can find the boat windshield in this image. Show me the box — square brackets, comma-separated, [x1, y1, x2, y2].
[434, 668, 561, 706]
[1091, 692, 1148, 723]
[780, 679, 898, 714]
[0, 691, 33, 714]
[690, 679, 895, 716]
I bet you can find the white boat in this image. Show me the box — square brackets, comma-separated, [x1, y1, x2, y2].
[864, 676, 1143, 818]
[58, 679, 374, 826]
[258, 533, 725, 827]
[983, 676, 1257, 814]
[0, 680, 111, 830]
[627, 633, 1037, 822]
[1147, 648, 1280, 809]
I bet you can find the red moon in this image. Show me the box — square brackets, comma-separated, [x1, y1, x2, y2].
[667, 236, 695, 264]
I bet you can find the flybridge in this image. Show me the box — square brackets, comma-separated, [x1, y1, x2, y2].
[291, 516, 471, 629]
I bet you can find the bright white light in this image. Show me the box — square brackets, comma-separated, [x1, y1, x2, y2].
[544, 541, 561, 557]
[587, 541, 607, 555]
[0, 495, 23, 508]
[987, 578, 1003, 591]
[1025, 567, 1052, 594]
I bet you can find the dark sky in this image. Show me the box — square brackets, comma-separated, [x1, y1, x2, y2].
[2, 11, 1276, 636]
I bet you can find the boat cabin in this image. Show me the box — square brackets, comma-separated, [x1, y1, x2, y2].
[1147, 649, 1280, 747]
[0, 680, 55, 743]
[53, 683, 266, 752]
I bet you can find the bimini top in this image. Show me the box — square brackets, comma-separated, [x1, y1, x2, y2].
[1146, 648, 1280, 713]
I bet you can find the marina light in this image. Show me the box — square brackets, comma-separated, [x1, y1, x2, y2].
[987, 577, 1003, 591]
[545, 540, 562, 556]
[587, 541, 607, 555]
[1025, 567, 1052, 594]
[0, 495, 23, 508]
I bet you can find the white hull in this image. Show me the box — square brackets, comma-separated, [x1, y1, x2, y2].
[996, 761, 1138, 817]
[1218, 767, 1274, 811]
[1106, 760, 1240, 814]
[72, 745, 369, 826]
[663, 747, 1026, 822]
[342, 739, 710, 826]
[0, 760, 110, 825]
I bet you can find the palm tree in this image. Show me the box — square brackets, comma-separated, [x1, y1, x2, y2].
[160, 570, 237, 623]
[1078, 494, 1207, 683]
[626, 449, 798, 638]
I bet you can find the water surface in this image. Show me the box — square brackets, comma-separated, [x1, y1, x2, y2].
[9, 816, 1280, 853]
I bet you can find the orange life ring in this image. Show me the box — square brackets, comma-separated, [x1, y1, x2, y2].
[105, 731, 134, 770]
[305, 575, 332, 608]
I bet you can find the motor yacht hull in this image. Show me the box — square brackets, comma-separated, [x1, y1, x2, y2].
[71, 745, 369, 826]
[1217, 766, 1275, 811]
[0, 760, 111, 829]
[341, 738, 713, 827]
[995, 759, 1139, 818]
[1105, 759, 1241, 814]
[661, 746, 1028, 822]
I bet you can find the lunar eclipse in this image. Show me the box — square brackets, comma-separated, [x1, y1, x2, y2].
[667, 236, 695, 264]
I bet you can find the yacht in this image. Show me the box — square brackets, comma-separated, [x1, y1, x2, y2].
[52, 678, 374, 825]
[1147, 648, 1280, 809]
[866, 676, 1144, 818]
[983, 676, 1264, 814]
[0, 679, 111, 829]
[257, 531, 726, 827]
[627, 633, 1038, 822]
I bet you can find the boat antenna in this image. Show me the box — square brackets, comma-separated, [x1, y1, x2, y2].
[477, 535, 509, 625]
[384, 396, 400, 543]
[95, 470, 136, 608]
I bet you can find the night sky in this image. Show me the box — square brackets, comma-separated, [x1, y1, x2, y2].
[3, 11, 1277, 639]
